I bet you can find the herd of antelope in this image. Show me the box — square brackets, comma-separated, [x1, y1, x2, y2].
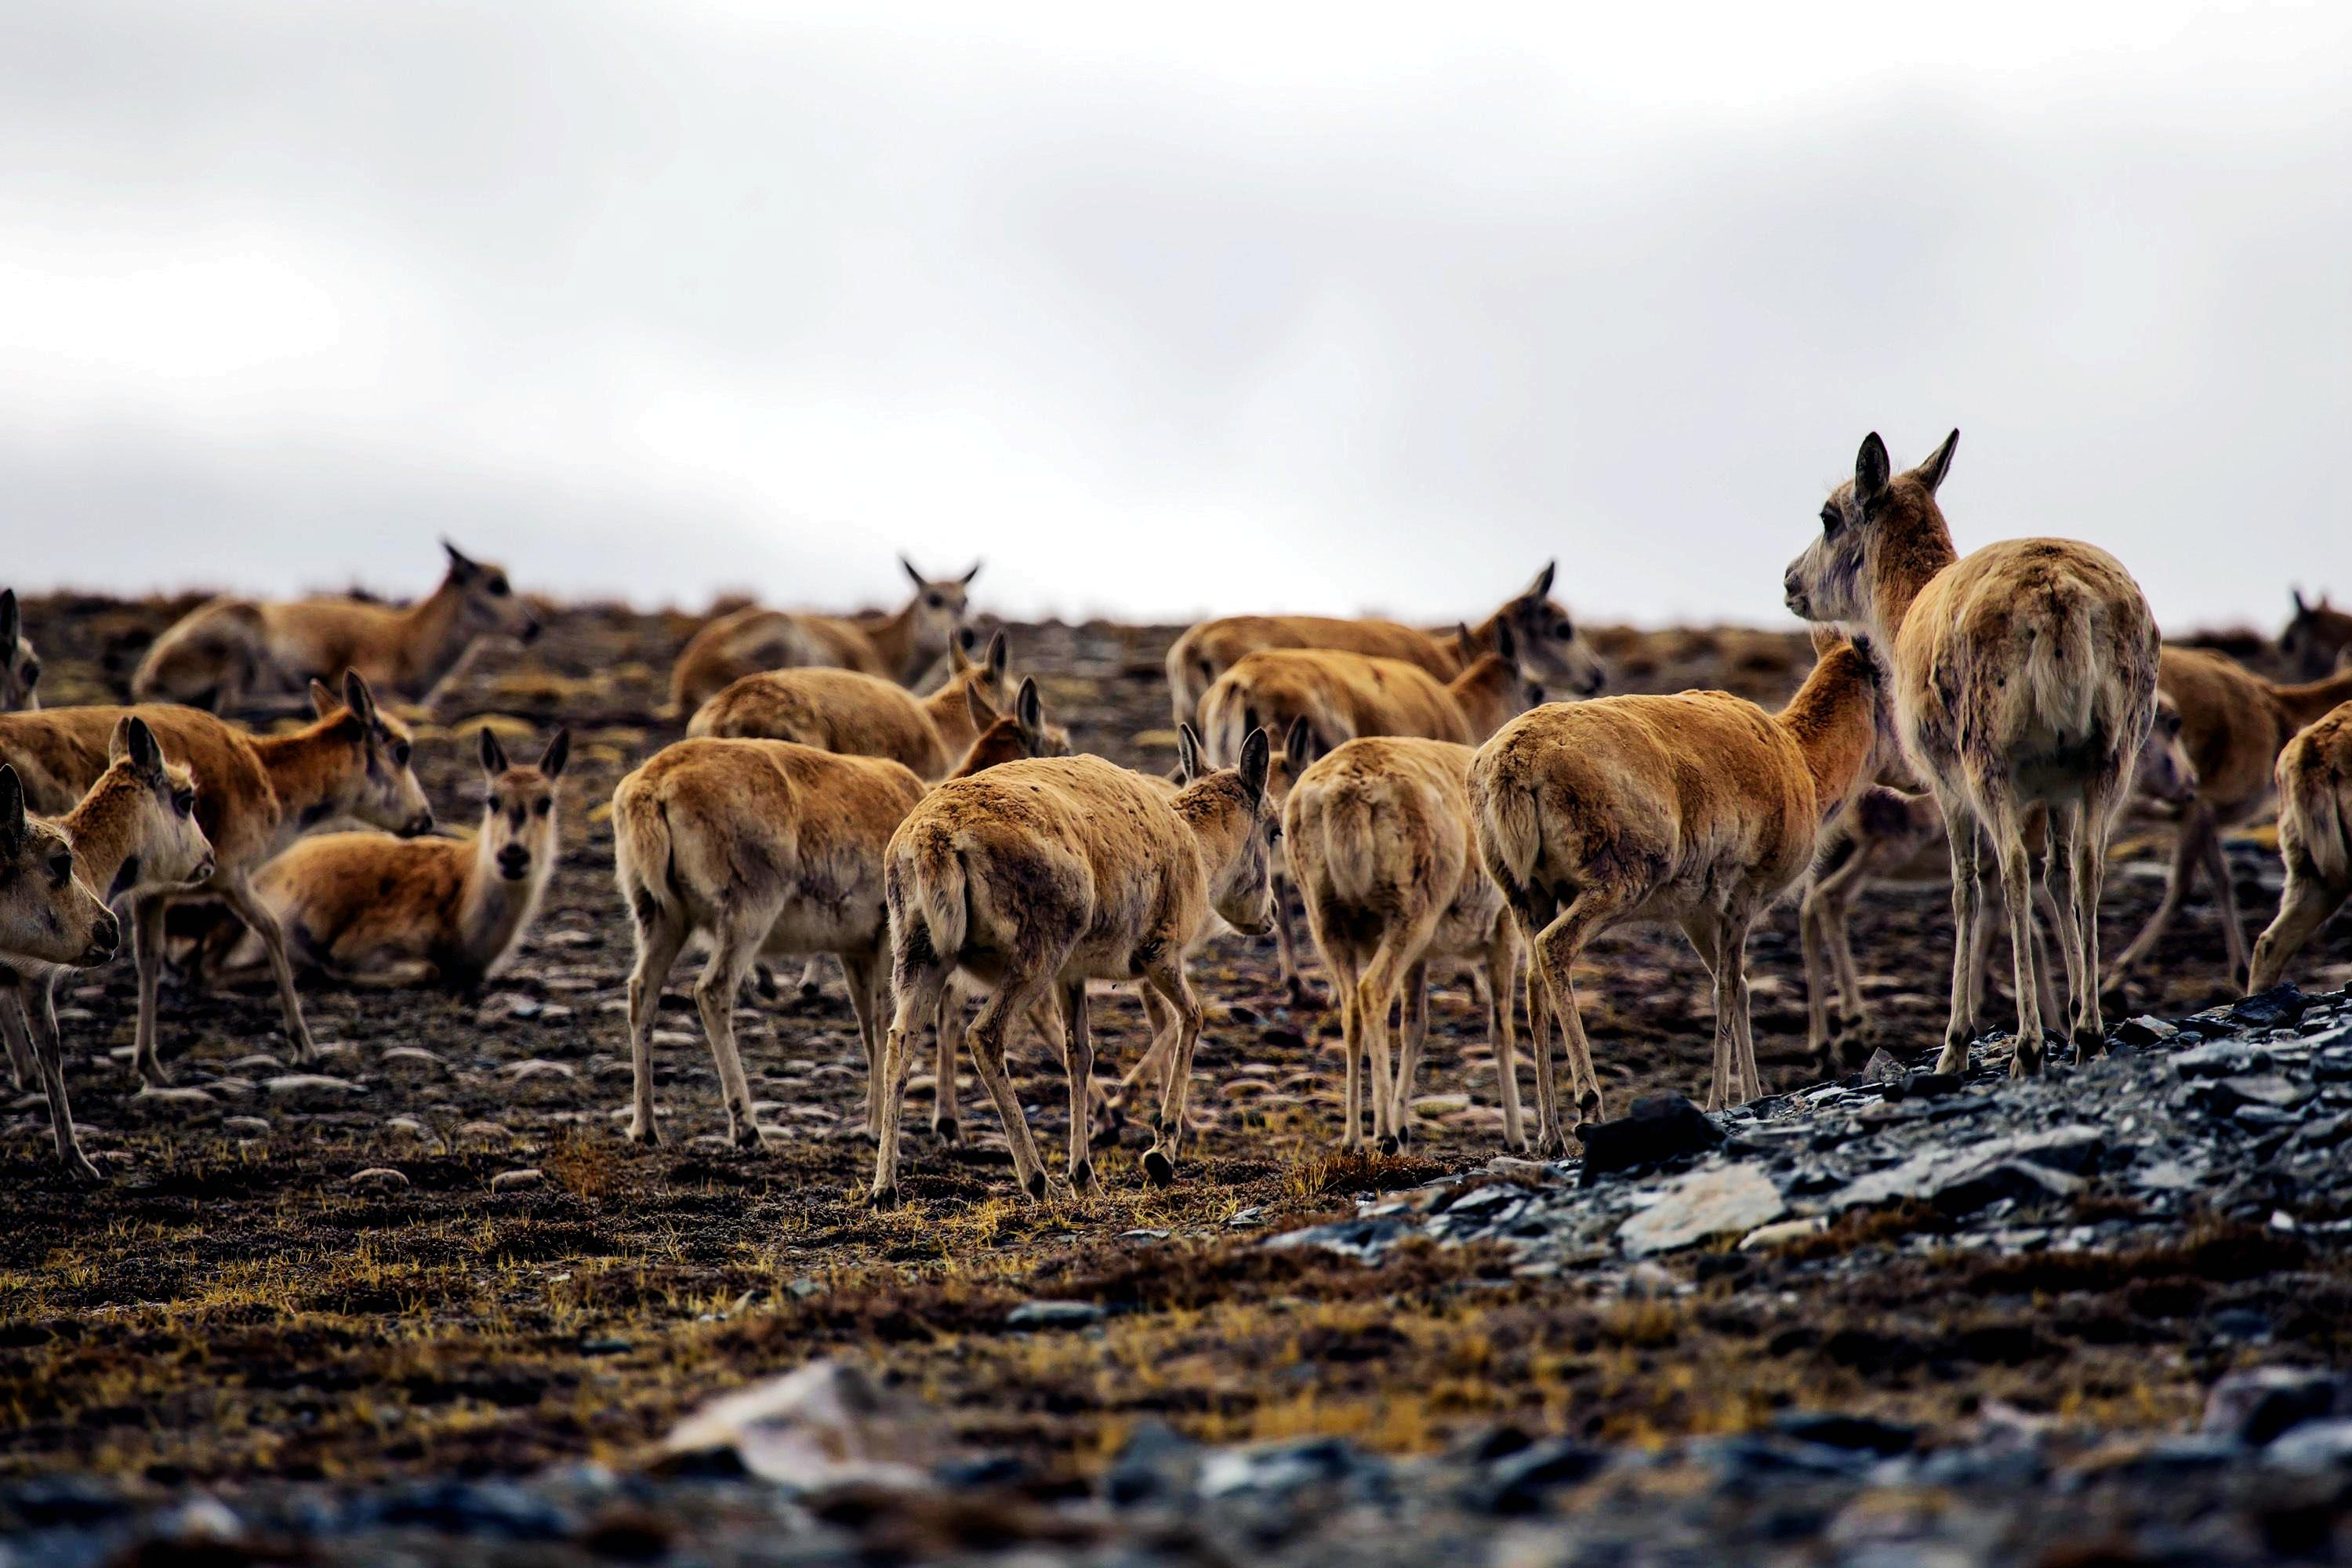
[4, 436, 2351, 1206]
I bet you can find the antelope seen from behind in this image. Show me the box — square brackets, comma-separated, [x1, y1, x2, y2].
[2, 720, 212, 1180]
[670, 557, 980, 714]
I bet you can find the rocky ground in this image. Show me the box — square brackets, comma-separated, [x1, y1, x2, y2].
[2, 593, 2348, 1566]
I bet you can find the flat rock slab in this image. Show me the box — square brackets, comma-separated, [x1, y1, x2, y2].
[1620, 1163, 1786, 1258]
[1824, 1123, 2103, 1213]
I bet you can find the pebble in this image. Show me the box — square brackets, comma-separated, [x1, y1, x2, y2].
[490, 1168, 544, 1192]
[347, 1167, 411, 1189]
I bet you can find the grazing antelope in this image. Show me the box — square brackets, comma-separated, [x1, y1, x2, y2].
[2248, 702, 2352, 992]
[669, 557, 980, 714]
[614, 678, 1062, 1149]
[1802, 688, 2198, 1069]
[209, 727, 571, 990]
[132, 542, 540, 715]
[1784, 431, 2160, 1076]
[1286, 725, 1524, 1155]
[2105, 646, 2352, 990]
[867, 724, 1279, 1207]
[0, 673, 434, 1082]
[688, 629, 1011, 779]
[1472, 638, 1886, 1139]
[2, 590, 41, 711]
[1165, 562, 1607, 728]
[2282, 590, 2352, 681]
[2, 721, 212, 1180]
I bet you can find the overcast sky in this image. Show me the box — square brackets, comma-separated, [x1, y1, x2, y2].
[2, 2, 2346, 630]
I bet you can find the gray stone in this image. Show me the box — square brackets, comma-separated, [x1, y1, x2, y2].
[1005, 1299, 1106, 1330]
[1618, 1163, 1786, 1258]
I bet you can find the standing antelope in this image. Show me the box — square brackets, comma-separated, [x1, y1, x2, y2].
[0, 765, 122, 1176]
[2, 720, 213, 1180]
[2248, 702, 2352, 992]
[1286, 725, 1524, 1156]
[132, 542, 540, 715]
[0, 673, 434, 1082]
[669, 557, 979, 714]
[1473, 638, 1886, 1139]
[2, 590, 41, 711]
[209, 727, 571, 989]
[2281, 590, 2352, 681]
[1784, 430, 2161, 1076]
[867, 725, 1279, 1207]
[688, 630, 1011, 779]
[614, 679, 1062, 1150]
[1165, 563, 1607, 728]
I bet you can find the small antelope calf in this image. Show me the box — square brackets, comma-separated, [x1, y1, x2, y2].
[2, 721, 212, 1179]
[1784, 431, 2161, 1075]
[2282, 590, 2352, 681]
[2248, 702, 2352, 993]
[0, 673, 434, 1082]
[1286, 728, 1523, 1155]
[1165, 562, 1607, 728]
[214, 726, 571, 989]
[670, 557, 979, 714]
[2, 590, 42, 711]
[132, 541, 540, 714]
[688, 630, 1011, 779]
[868, 725, 1279, 1207]
[1473, 638, 1886, 1140]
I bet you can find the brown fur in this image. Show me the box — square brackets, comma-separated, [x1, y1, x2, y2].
[2249, 702, 2352, 992]
[1, 590, 41, 713]
[2, 720, 212, 1178]
[686, 630, 1011, 779]
[1197, 631, 1540, 768]
[2281, 590, 2352, 681]
[669, 557, 979, 713]
[132, 542, 539, 714]
[1471, 642, 1885, 1139]
[1164, 562, 1607, 728]
[866, 728, 1277, 1207]
[1286, 735, 1522, 1154]
[0, 672, 433, 1082]
[1784, 430, 2161, 1075]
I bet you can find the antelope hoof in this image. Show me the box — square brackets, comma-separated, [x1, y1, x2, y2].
[867, 1184, 901, 1211]
[1023, 1170, 1047, 1201]
[1377, 1132, 1399, 1157]
[1934, 1036, 1972, 1076]
[731, 1121, 766, 1151]
[137, 1058, 171, 1090]
[932, 1116, 961, 1146]
[1577, 1089, 1602, 1122]
[1142, 1147, 1175, 1187]
[2072, 1025, 2105, 1065]
[1069, 1159, 1097, 1196]
[798, 980, 822, 1003]
[63, 1149, 105, 1185]
[2009, 1043, 2044, 1079]
[753, 966, 779, 1001]
[1285, 977, 1323, 1010]
[625, 1120, 662, 1148]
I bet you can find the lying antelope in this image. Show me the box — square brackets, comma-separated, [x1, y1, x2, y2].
[1801, 691, 2198, 1069]
[2, 721, 212, 1179]
[1286, 725, 1523, 1155]
[2105, 646, 2352, 990]
[132, 541, 540, 715]
[670, 557, 979, 715]
[0, 673, 433, 1082]
[614, 678, 1062, 1150]
[2282, 590, 2352, 681]
[2249, 702, 2352, 992]
[868, 724, 1279, 1207]
[688, 630, 1011, 779]
[209, 727, 571, 989]
[2, 590, 41, 711]
[1165, 562, 1607, 728]
[1784, 431, 2160, 1075]
[1473, 637, 1886, 1138]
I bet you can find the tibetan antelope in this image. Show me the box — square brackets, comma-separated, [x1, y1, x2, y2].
[209, 727, 571, 989]
[0, 673, 433, 1082]
[669, 557, 980, 714]
[1165, 562, 1607, 728]
[2282, 590, 2352, 681]
[688, 629, 1011, 780]
[1472, 637, 1886, 1139]
[1784, 430, 2160, 1076]
[2106, 646, 2352, 990]
[2, 720, 212, 1180]
[132, 541, 540, 715]
[1286, 727, 1524, 1155]
[867, 725, 1279, 1207]
[2248, 702, 2352, 992]
[613, 678, 1062, 1150]
[2, 590, 41, 711]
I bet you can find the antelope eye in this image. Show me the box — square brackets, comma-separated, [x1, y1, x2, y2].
[532, 797, 552, 817]
[47, 851, 72, 885]
[488, 575, 510, 597]
[926, 593, 944, 608]
[1267, 822, 1282, 844]
[1553, 620, 1572, 639]
[393, 740, 412, 765]
[171, 788, 196, 816]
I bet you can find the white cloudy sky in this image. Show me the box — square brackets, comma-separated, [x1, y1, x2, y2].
[2, 2, 2346, 629]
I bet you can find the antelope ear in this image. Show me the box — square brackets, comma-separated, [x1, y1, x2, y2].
[539, 728, 572, 779]
[1854, 433, 1892, 503]
[1176, 724, 1203, 784]
[441, 538, 480, 578]
[1911, 428, 1959, 495]
[986, 630, 1009, 681]
[1014, 676, 1044, 741]
[0, 588, 16, 655]
[126, 716, 163, 779]
[960, 561, 982, 586]
[900, 554, 927, 590]
[108, 715, 133, 767]
[1238, 728, 1271, 805]
[2292, 588, 2310, 616]
[948, 628, 975, 673]
[478, 725, 510, 775]
[0, 766, 23, 852]
[308, 678, 339, 718]
[965, 681, 1000, 731]
[1283, 713, 1319, 772]
[1493, 618, 1517, 663]
[1523, 561, 1555, 601]
[342, 669, 378, 727]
